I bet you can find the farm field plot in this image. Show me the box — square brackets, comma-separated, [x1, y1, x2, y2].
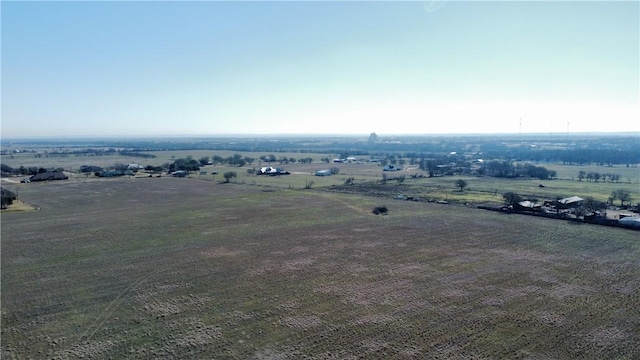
[403, 175, 638, 205]
[2, 178, 639, 359]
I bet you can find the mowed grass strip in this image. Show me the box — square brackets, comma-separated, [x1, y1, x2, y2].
[2, 177, 639, 359]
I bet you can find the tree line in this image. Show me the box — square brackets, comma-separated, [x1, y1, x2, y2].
[577, 171, 623, 183]
[23, 148, 156, 159]
[1, 188, 17, 209]
[401, 156, 557, 180]
[1, 164, 65, 176]
[479, 161, 556, 180]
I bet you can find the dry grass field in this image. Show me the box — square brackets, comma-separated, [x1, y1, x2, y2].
[2, 177, 639, 359]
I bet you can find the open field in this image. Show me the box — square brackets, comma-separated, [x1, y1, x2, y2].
[2, 177, 639, 359]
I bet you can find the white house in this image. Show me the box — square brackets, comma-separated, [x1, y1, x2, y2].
[259, 167, 289, 175]
[382, 165, 402, 171]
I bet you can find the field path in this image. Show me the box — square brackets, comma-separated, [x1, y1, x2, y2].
[309, 191, 370, 215]
[0, 178, 20, 184]
[78, 268, 166, 342]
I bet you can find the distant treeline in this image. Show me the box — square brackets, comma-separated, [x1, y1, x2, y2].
[491, 148, 640, 166]
[410, 157, 556, 180]
[1, 165, 65, 176]
[578, 171, 624, 183]
[2, 135, 638, 165]
[479, 161, 557, 179]
[126, 136, 640, 166]
[30, 149, 155, 159]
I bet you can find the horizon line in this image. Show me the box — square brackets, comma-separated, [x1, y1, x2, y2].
[2, 131, 639, 142]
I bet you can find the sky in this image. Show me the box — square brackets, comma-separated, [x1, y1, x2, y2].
[1, 1, 638, 138]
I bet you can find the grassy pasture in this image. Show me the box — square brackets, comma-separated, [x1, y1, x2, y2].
[395, 175, 640, 205]
[540, 162, 640, 183]
[2, 177, 639, 359]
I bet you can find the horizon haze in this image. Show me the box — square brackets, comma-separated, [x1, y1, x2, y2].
[2, 1, 638, 138]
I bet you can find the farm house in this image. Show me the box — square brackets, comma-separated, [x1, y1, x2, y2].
[95, 170, 126, 177]
[258, 167, 290, 176]
[516, 200, 542, 212]
[29, 171, 68, 182]
[619, 216, 640, 229]
[382, 165, 403, 171]
[555, 196, 584, 209]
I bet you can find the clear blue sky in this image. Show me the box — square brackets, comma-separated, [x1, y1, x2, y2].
[2, 1, 638, 138]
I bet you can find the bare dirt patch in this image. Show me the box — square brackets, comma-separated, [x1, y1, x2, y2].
[1, 199, 38, 212]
